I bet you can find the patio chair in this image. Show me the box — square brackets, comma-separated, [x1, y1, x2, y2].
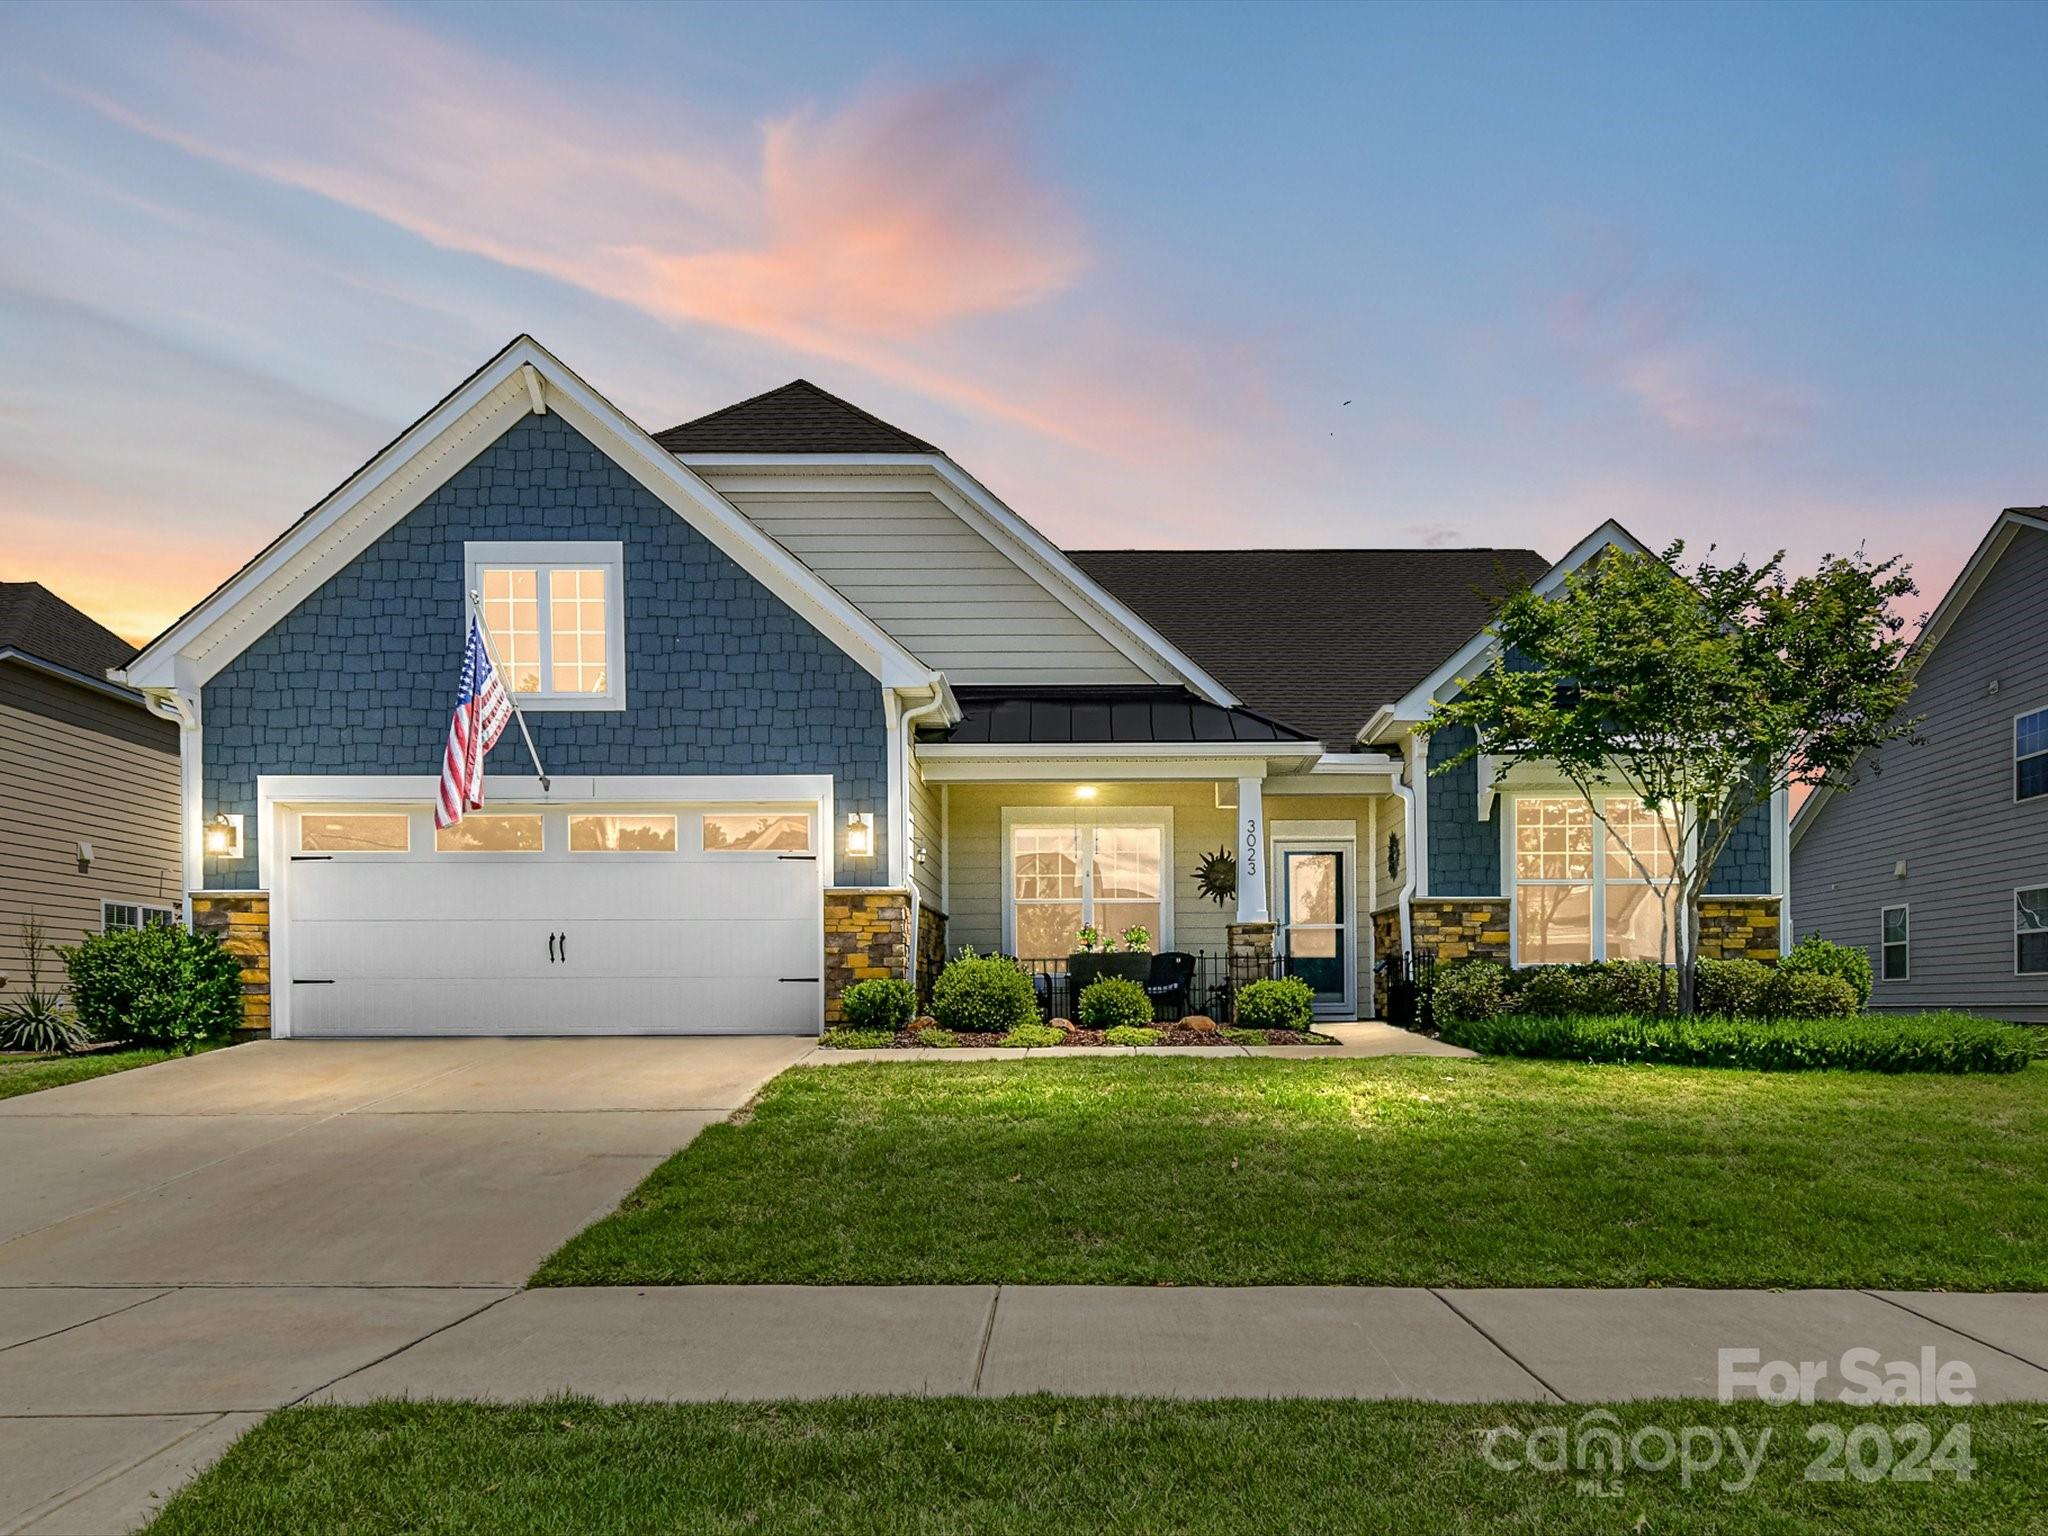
[1143, 951, 1198, 1022]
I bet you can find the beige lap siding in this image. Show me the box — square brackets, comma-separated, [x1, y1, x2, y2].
[0, 666, 180, 960]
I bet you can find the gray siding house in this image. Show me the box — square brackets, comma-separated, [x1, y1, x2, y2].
[1792, 508, 2048, 1023]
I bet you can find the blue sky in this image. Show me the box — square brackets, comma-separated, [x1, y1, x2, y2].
[2, 0, 2042, 639]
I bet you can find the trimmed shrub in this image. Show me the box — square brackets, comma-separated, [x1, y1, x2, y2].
[1433, 961, 1512, 1024]
[1693, 958, 1771, 1019]
[1760, 968, 1858, 1020]
[1515, 964, 1604, 1018]
[1078, 976, 1154, 1029]
[839, 977, 916, 1031]
[1440, 1011, 2034, 1074]
[60, 926, 241, 1052]
[914, 1026, 958, 1048]
[819, 1027, 895, 1049]
[931, 950, 1039, 1034]
[1102, 1024, 1161, 1046]
[1234, 976, 1314, 1030]
[1781, 935, 1874, 1008]
[1000, 1022, 1065, 1048]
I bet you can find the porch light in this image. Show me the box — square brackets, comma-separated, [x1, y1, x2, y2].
[1074, 785, 1098, 800]
[845, 812, 875, 859]
[204, 813, 244, 860]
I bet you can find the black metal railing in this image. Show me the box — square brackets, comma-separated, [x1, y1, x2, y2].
[1016, 951, 1280, 1024]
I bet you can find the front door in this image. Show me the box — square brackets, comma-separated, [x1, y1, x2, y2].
[1279, 848, 1352, 1017]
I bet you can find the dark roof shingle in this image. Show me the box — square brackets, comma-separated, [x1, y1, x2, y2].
[0, 583, 137, 683]
[654, 379, 938, 455]
[1067, 547, 1553, 747]
[925, 686, 1316, 746]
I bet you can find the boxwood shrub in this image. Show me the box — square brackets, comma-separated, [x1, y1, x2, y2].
[60, 925, 242, 1052]
[1440, 1011, 2035, 1074]
[1234, 976, 1314, 1030]
[1780, 935, 1874, 1007]
[1078, 976, 1153, 1029]
[838, 977, 916, 1031]
[930, 950, 1039, 1034]
[1433, 956, 1859, 1026]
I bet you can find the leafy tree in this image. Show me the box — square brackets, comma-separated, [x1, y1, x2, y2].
[1425, 542, 1920, 1015]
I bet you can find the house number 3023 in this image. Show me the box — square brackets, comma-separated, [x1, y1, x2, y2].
[1242, 819, 1260, 882]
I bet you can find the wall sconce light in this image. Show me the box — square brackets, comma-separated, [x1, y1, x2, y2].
[911, 839, 928, 867]
[1074, 785, 1097, 800]
[845, 812, 875, 860]
[204, 813, 244, 860]
[76, 840, 93, 874]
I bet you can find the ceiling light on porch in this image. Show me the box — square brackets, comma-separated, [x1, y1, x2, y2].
[1074, 785, 1098, 800]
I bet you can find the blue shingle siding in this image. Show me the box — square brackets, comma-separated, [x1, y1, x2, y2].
[1425, 726, 1502, 896]
[1705, 798, 1773, 893]
[201, 412, 888, 887]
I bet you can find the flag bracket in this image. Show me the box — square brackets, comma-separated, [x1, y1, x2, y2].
[466, 589, 552, 793]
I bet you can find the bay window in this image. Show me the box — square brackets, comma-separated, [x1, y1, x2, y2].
[1512, 793, 1680, 964]
[1006, 813, 1168, 961]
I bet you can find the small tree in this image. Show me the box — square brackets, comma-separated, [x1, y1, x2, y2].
[1425, 541, 1921, 1015]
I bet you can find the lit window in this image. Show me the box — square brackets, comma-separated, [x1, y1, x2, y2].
[2018, 709, 2048, 801]
[571, 814, 678, 852]
[102, 902, 175, 933]
[1880, 904, 1909, 982]
[300, 813, 410, 853]
[1007, 821, 1164, 961]
[1513, 795, 1679, 964]
[2018, 888, 2048, 976]
[467, 543, 623, 709]
[435, 814, 544, 852]
[702, 813, 811, 852]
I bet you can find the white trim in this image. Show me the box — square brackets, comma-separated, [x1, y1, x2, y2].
[1406, 733, 1431, 899]
[1362, 519, 1653, 742]
[1794, 510, 2048, 846]
[1879, 902, 1910, 983]
[1502, 788, 1687, 966]
[121, 337, 939, 694]
[999, 804, 1175, 958]
[99, 897, 178, 933]
[257, 772, 835, 1038]
[679, 453, 1241, 705]
[464, 540, 627, 711]
[1270, 826, 1358, 1018]
[139, 689, 205, 921]
[2017, 883, 2048, 977]
[2014, 704, 2048, 804]
[1770, 783, 1791, 954]
[914, 740, 1322, 784]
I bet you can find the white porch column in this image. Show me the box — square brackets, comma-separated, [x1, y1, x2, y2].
[1235, 774, 1268, 922]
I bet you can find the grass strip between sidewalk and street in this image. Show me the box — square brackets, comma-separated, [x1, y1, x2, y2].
[533, 1056, 2048, 1289]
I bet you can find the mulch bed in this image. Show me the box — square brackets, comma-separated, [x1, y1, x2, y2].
[867, 1027, 1337, 1048]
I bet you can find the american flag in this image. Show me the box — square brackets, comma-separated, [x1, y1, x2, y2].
[436, 617, 514, 829]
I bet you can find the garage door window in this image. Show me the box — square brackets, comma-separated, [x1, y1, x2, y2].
[300, 813, 411, 853]
[435, 814, 544, 853]
[570, 814, 678, 852]
[703, 813, 810, 852]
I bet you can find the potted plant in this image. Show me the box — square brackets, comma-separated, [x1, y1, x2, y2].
[1069, 924, 1152, 992]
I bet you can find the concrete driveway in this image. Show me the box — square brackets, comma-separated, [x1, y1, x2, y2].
[0, 1035, 810, 1534]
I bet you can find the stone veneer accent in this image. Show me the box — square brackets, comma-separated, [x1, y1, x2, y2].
[1225, 921, 1277, 1021]
[1695, 896, 1782, 962]
[1410, 897, 1512, 965]
[915, 906, 948, 1011]
[191, 891, 271, 1035]
[1369, 905, 1404, 1017]
[824, 888, 911, 1024]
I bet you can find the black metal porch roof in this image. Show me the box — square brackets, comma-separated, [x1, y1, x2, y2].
[923, 686, 1318, 746]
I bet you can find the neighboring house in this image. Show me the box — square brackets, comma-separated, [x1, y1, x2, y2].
[1793, 507, 2048, 1023]
[118, 337, 1790, 1037]
[0, 582, 182, 978]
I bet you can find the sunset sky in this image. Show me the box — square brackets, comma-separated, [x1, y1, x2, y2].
[2, 0, 2043, 643]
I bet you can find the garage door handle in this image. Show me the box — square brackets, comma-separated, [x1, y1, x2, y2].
[777, 854, 818, 861]
[548, 933, 558, 964]
[293, 978, 335, 985]
[779, 976, 820, 983]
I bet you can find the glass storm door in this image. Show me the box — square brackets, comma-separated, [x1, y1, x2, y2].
[1281, 849, 1349, 1014]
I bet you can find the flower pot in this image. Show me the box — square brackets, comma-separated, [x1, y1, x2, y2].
[1069, 952, 1152, 993]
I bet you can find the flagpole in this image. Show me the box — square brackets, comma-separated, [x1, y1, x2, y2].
[467, 588, 552, 793]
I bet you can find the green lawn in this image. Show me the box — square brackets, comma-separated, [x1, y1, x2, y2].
[144, 1398, 2046, 1536]
[534, 1056, 2048, 1289]
[0, 1047, 193, 1100]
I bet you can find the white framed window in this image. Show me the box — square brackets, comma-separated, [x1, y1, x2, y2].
[102, 901, 175, 933]
[435, 814, 545, 853]
[1880, 904, 1909, 982]
[570, 814, 678, 853]
[2018, 887, 2048, 976]
[300, 812, 411, 853]
[1002, 808, 1171, 961]
[466, 541, 625, 710]
[2017, 708, 2048, 802]
[1509, 793, 1681, 964]
[701, 812, 811, 853]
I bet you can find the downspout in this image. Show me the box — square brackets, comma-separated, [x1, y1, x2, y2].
[896, 681, 952, 987]
[1389, 772, 1417, 966]
[139, 686, 202, 928]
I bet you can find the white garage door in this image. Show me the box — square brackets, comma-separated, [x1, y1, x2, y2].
[281, 803, 822, 1036]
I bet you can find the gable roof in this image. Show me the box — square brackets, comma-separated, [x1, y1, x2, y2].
[926, 685, 1315, 746]
[0, 582, 138, 687]
[1067, 546, 1551, 748]
[1792, 505, 2048, 845]
[654, 379, 938, 455]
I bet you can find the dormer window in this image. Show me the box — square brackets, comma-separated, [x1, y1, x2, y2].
[465, 542, 625, 710]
